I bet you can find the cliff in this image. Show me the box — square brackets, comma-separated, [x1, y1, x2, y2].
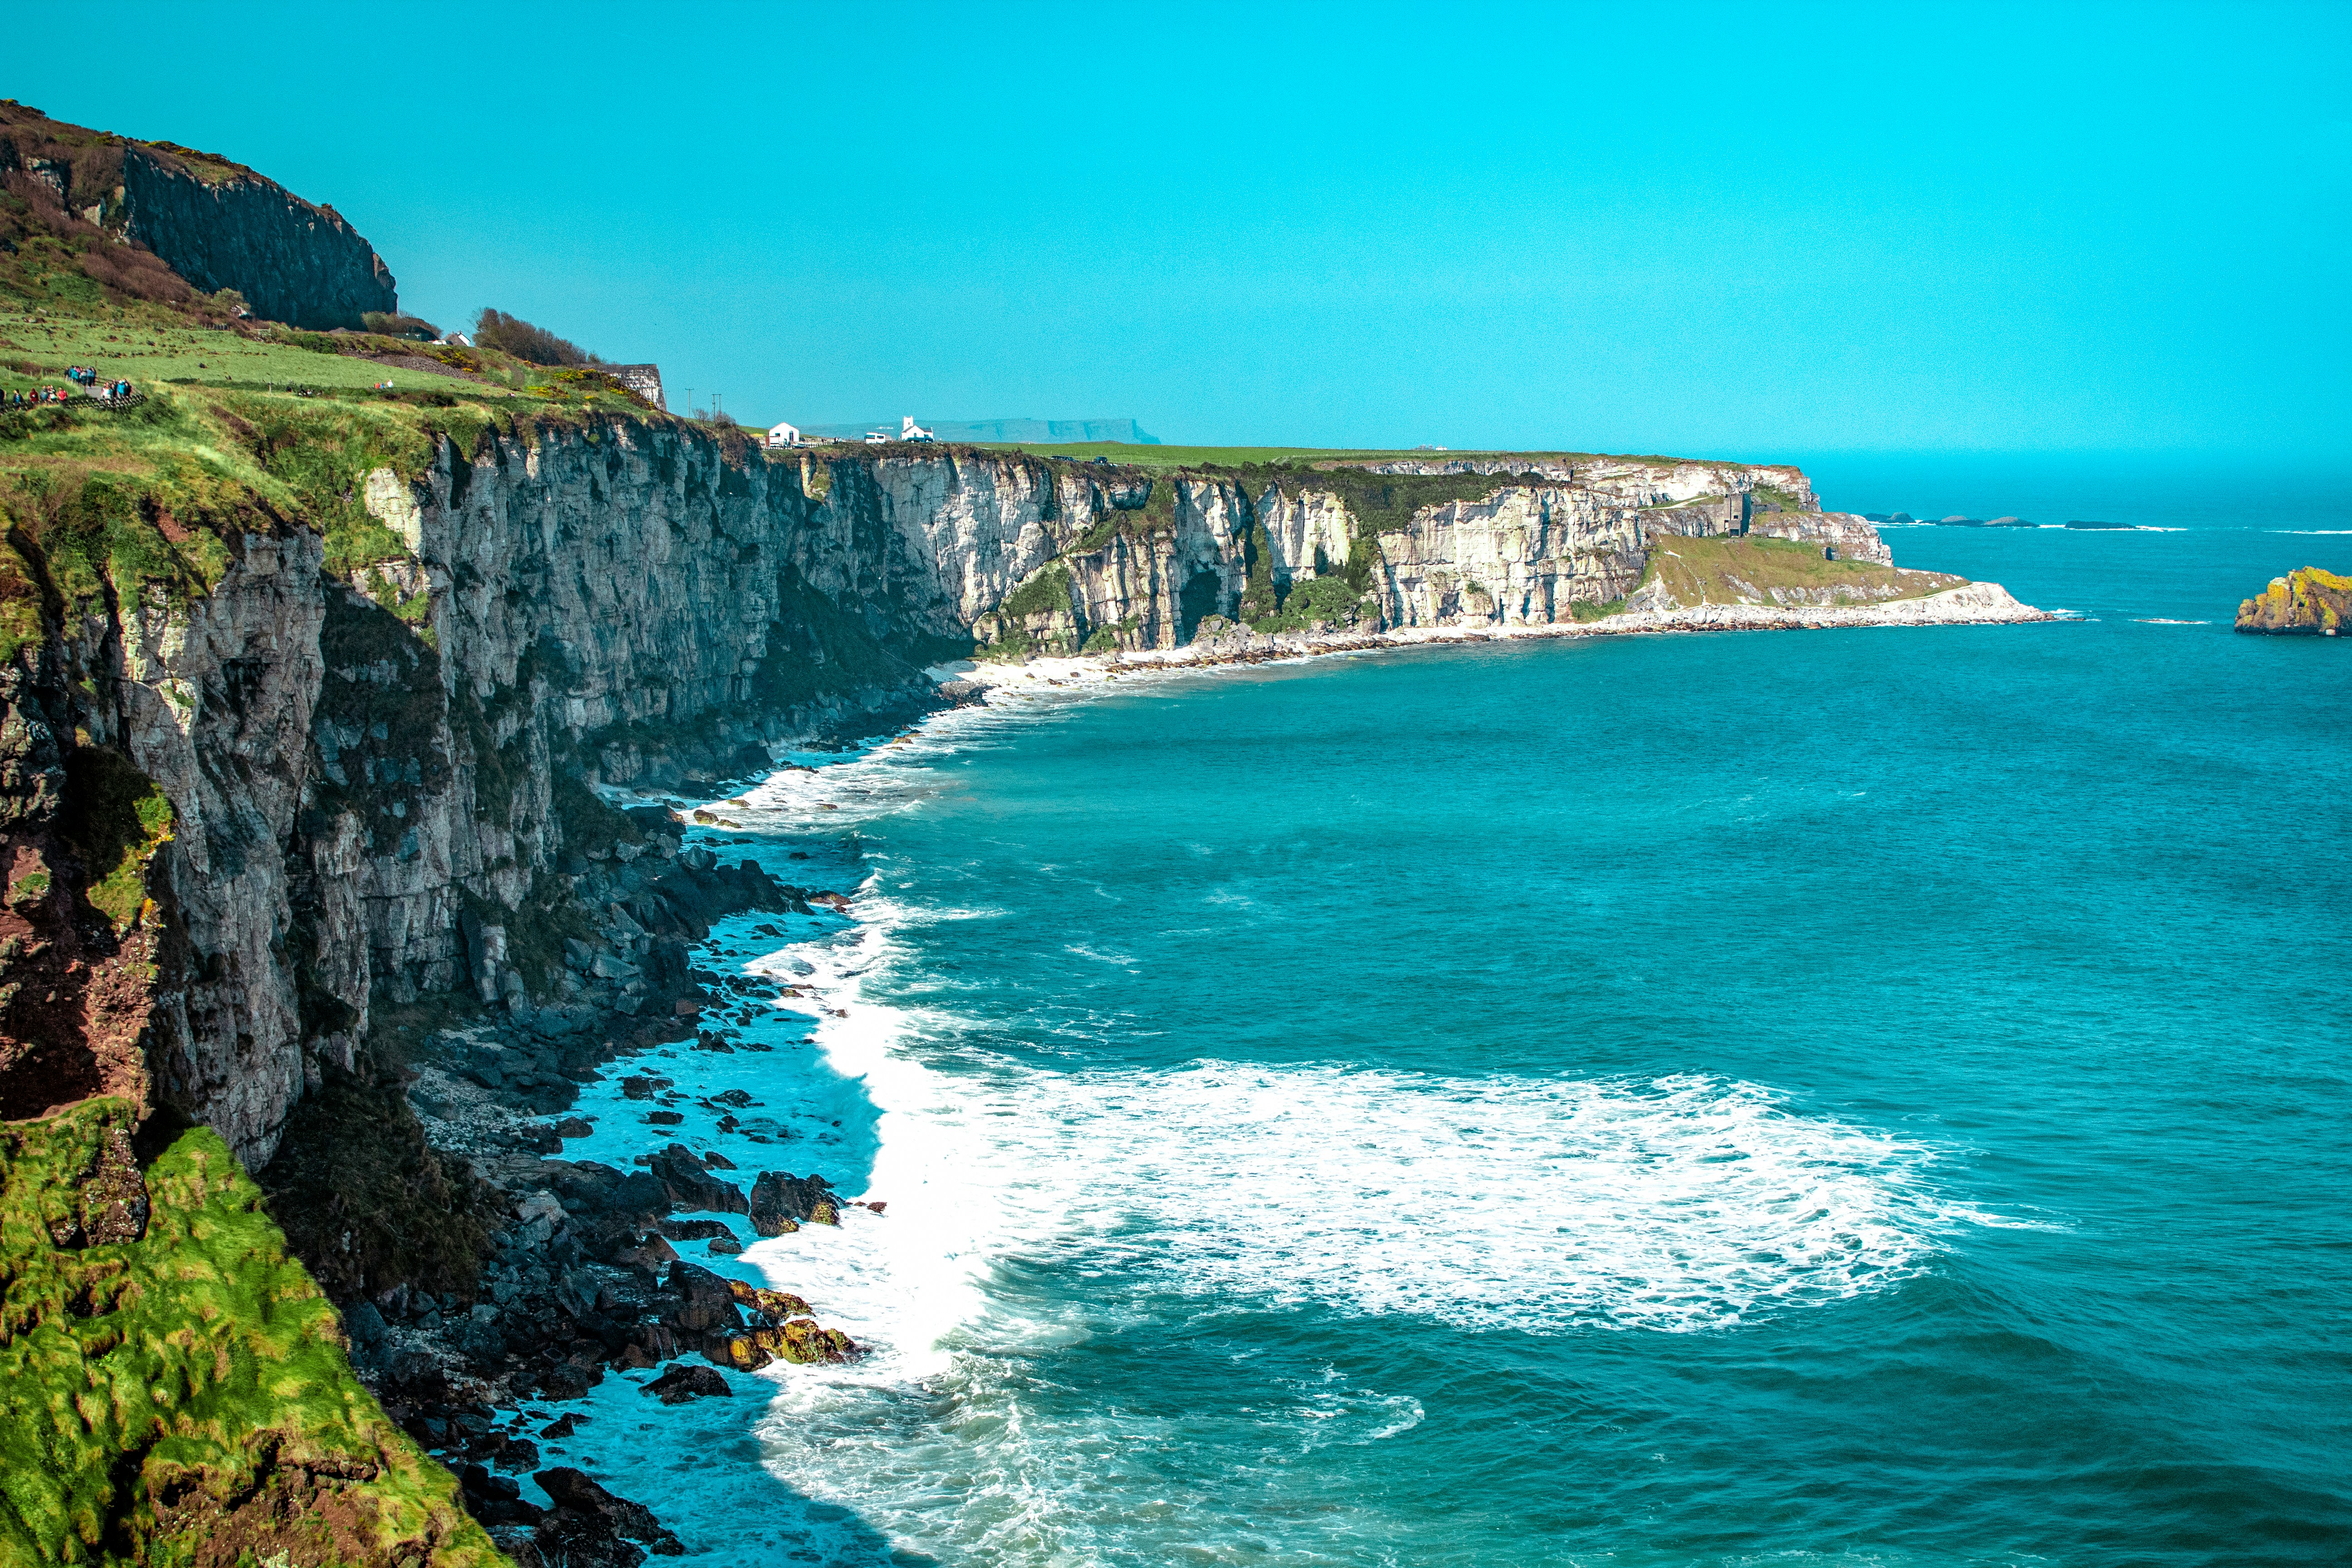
[0, 100, 396, 327]
[2236, 567, 2349, 635]
[3, 402, 1990, 1166]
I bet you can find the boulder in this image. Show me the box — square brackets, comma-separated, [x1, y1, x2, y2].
[723, 1277, 811, 1324]
[712, 1318, 856, 1371]
[344, 1300, 387, 1346]
[748, 1170, 836, 1236]
[659, 1260, 742, 1338]
[611, 1234, 680, 1270]
[648, 1145, 746, 1214]
[533, 1467, 683, 1564]
[459, 1462, 543, 1527]
[642, 1363, 732, 1404]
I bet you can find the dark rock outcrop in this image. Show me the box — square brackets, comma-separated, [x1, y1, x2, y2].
[530, 1467, 684, 1565]
[749, 1170, 838, 1235]
[118, 143, 396, 327]
[647, 1144, 747, 1214]
[642, 1363, 732, 1404]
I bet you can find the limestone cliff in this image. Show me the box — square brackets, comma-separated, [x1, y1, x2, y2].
[5, 407, 1925, 1168]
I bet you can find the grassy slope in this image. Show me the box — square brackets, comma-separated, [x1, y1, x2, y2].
[1638, 534, 1962, 609]
[0, 1100, 499, 1566]
[0, 316, 678, 656]
[0, 309, 516, 397]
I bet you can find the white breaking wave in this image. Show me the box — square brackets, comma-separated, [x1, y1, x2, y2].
[754, 903, 1974, 1356]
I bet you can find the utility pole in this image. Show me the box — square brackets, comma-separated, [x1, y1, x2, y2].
[685, 387, 693, 417]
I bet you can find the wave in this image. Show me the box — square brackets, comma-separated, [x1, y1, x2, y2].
[763, 900, 1982, 1352]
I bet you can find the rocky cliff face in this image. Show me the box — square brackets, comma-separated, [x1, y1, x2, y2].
[118, 144, 397, 328]
[0, 101, 397, 327]
[2236, 566, 2349, 635]
[954, 451, 1888, 652]
[2, 420, 1896, 1166]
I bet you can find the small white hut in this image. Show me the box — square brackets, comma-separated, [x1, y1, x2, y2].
[766, 420, 801, 449]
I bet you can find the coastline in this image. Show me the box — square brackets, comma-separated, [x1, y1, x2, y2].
[938, 578, 2053, 698]
[350, 573, 2059, 1560]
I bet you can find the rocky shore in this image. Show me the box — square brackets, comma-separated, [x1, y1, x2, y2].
[299, 794, 875, 1567]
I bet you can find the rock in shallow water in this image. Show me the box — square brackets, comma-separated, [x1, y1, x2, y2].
[642, 1363, 733, 1404]
[2237, 566, 2351, 634]
[531, 1465, 684, 1563]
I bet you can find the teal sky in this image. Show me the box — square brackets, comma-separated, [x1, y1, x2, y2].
[11, 1, 2348, 457]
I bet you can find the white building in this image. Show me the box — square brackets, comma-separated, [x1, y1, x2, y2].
[901, 416, 935, 442]
[766, 420, 801, 448]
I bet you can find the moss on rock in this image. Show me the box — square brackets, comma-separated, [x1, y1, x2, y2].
[0, 1098, 503, 1566]
[2236, 566, 2351, 635]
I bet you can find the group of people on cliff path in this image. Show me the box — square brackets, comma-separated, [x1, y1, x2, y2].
[6, 374, 137, 408]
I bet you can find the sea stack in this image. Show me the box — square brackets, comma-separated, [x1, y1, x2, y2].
[2235, 567, 2351, 634]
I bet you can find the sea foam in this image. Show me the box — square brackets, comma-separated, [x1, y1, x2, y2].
[761, 905, 1971, 1352]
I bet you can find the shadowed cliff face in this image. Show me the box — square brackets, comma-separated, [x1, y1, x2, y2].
[118, 145, 397, 328]
[0, 415, 1889, 1164]
[0, 101, 397, 328]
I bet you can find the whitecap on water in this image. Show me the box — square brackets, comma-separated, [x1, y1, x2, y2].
[761, 906, 1980, 1352]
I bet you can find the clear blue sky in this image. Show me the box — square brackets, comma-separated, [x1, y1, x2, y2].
[12, 1, 2347, 458]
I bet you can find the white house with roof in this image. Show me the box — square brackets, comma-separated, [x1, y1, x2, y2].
[901, 416, 935, 441]
[766, 420, 801, 448]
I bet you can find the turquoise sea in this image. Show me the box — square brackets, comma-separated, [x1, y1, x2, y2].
[547, 458, 2352, 1566]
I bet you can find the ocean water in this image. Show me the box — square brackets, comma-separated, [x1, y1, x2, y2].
[539, 465, 2352, 1566]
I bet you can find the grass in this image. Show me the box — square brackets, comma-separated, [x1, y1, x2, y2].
[0, 314, 669, 651]
[0, 309, 511, 397]
[1636, 534, 1962, 609]
[0, 1099, 501, 1566]
[1247, 572, 1376, 634]
[59, 748, 175, 934]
